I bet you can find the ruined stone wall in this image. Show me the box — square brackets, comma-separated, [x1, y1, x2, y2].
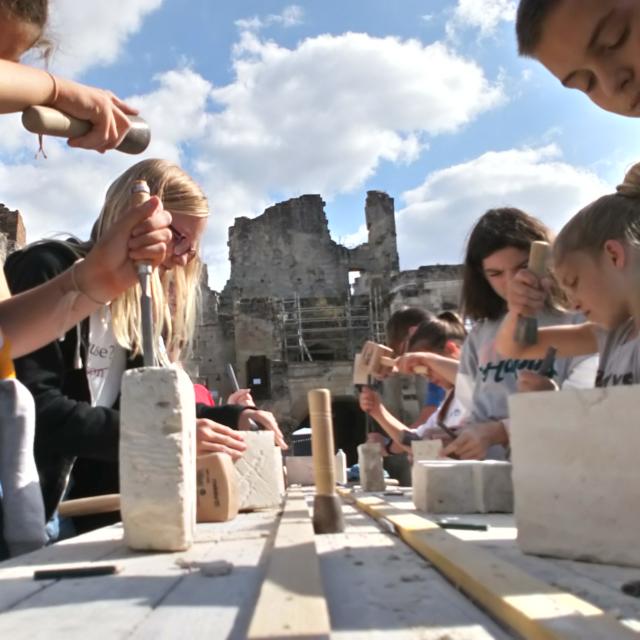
[233, 298, 283, 386]
[347, 191, 399, 286]
[389, 265, 464, 315]
[0, 205, 26, 255]
[226, 195, 351, 301]
[184, 267, 236, 399]
[263, 361, 355, 434]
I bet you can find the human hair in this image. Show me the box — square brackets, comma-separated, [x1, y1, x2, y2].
[408, 312, 467, 353]
[0, 0, 53, 59]
[554, 163, 640, 267]
[0, 0, 48, 27]
[461, 207, 565, 321]
[386, 307, 433, 353]
[86, 159, 208, 361]
[515, 0, 560, 56]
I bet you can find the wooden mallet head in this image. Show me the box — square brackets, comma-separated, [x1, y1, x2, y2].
[360, 341, 396, 378]
[360, 340, 428, 377]
[514, 241, 551, 345]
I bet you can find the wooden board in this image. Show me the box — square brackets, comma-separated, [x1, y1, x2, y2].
[0, 511, 279, 640]
[381, 494, 640, 633]
[247, 489, 331, 639]
[340, 489, 638, 640]
[315, 500, 512, 639]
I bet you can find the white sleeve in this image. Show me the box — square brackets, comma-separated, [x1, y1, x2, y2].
[561, 354, 598, 390]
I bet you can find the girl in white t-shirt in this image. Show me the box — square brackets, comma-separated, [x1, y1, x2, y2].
[358, 313, 466, 456]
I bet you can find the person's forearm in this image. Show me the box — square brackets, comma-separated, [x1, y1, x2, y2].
[428, 354, 459, 385]
[1, 268, 100, 358]
[495, 310, 526, 358]
[478, 420, 509, 447]
[371, 404, 412, 446]
[0, 61, 56, 113]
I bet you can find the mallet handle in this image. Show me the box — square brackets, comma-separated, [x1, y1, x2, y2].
[380, 356, 396, 368]
[309, 388, 336, 497]
[22, 105, 151, 155]
[58, 494, 120, 518]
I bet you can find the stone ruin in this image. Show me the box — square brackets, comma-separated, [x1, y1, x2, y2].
[0, 194, 463, 464]
[186, 191, 463, 462]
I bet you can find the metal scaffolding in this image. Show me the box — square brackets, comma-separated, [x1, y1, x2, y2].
[279, 289, 387, 363]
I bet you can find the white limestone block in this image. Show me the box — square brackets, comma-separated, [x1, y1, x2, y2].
[358, 442, 385, 492]
[119, 367, 196, 551]
[412, 461, 476, 513]
[235, 431, 285, 510]
[509, 387, 640, 567]
[411, 439, 443, 462]
[284, 451, 348, 486]
[412, 460, 513, 514]
[476, 460, 513, 513]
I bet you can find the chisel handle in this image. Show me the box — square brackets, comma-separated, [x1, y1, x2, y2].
[131, 181, 155, 366]
[58, 494, 120, 518]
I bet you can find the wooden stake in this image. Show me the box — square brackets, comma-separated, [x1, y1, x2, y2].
[309, 389, 335, 497]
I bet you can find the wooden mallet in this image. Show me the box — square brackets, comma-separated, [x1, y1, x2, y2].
[514, 241, 551, 345]
[360, 340, 428, 377]
[309, 388, 344, 534]
[22, 105, 151, 155]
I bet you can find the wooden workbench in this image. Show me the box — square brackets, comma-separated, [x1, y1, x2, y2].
[0, 488, 638, 639]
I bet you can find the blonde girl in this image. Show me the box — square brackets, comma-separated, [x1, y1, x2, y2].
[497, 163, 640, 388]
[6, 159, 284, 532]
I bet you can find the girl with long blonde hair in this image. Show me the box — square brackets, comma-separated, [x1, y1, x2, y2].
[6, 159, 284, 535]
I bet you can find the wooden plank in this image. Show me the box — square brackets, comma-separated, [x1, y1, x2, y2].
[0, 525, 126, 613]
[340, 489, 638, 640]
[247, 490, 331, 639]
[0, 511, 280, 640]
[381, 495, 640, 632]
[315, 500, 512, 639]
[127, 510, 277, 640]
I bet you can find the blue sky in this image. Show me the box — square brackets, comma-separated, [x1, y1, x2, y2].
[1, 0, 638, 289]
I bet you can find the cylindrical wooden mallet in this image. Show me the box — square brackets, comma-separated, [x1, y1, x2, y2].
[514, 241, 551, 345]
[309, 388, 345, 534]
[22, 105, 151, 155]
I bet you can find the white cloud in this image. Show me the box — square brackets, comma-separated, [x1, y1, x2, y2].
[447, 0, 516, 38]
[397, 145, 611, 269]
[46, 0, 164, 77]
[192, 30, 504, 286]
[1, 28, 504, 291]
[235, 5, 303, 32]
[340, 224, 368, 248]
